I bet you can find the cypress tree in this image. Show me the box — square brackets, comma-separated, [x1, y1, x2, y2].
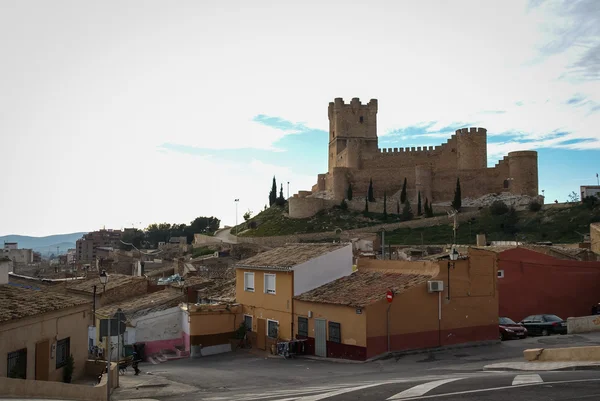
[347, 183, 353, 201]
[397, 199, 400, 215]
[275, 183, 286, 206]
[400, 177, 407, 204]
[424, 198, 430, 217]
[452, 177, 462, 210]
[368, 179, 375, 202]
[269, 176, 277, 206]
[364, 195, 369, 214]
[417, 191, 422, 216]
[401, 199, 413, 221]
[383, 191, 388, 220]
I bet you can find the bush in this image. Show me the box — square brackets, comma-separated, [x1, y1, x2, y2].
[490, 200, 509, 215]
[583, 196, 599, 209]
[340, 199, 348, 210]
[63, 354, 74, 383]
[528, 201, 542, 212]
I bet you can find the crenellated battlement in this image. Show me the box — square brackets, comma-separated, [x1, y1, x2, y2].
[378, 145, 442, 154]
[329, 97, 378, 118]
[455, 127, 487, 135]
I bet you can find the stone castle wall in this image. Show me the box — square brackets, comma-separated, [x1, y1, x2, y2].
[289, 98, 538, 219]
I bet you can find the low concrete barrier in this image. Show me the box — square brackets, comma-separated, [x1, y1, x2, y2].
[567, 315, 600, 334]
[0, 362, 117, 401]
[524, 346, 600, 362]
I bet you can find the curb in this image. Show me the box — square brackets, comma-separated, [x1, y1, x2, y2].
[483, 365, 600, 372]
[368, 340, 500, 362]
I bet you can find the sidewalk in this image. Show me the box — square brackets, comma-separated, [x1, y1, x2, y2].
[484, 361, 600, 371]
[112, 372, 198, 400]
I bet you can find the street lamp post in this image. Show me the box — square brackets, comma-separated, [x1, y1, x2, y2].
[447, 247, 459, 301]
[234, 199, 239, 235]
[99, 270, 108, 293]
[287, 182, 290, 199]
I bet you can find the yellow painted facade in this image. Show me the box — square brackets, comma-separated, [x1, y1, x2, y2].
[0, 304, 91, 381]
[235, 269, 294, 341]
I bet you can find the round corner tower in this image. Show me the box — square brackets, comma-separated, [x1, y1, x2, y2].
[508, 150, 538, 197]
[456, 127, 487, 170]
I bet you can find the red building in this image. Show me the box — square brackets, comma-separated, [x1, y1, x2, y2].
[498, 247, 600, 322]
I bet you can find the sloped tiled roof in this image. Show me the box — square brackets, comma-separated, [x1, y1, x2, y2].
[294, 270, 434, 307]
[66, 274, 145, 294]
[96, 289, 184, 321]
[0, 285, 91, 323]
[235, 243, 348, 271]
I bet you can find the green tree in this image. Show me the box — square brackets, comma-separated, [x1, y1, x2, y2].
[63, 354, 74, 383]
[243, 210, 252, 221]
[400, 177, 407, 204]
[120, 228, 144, 250]
[424, 198, 433, 218]
[347, 183, 353, 201]
[364, 195, 369, 215]
[368, 179, 375, 202]
[188, 216, 220, 235]
[383, 191, 388, 220]
[417, 191, 422, 216]
[340, 199, 348, 210]
[275, 183, 286, 206]
[451, 177, 462, 210]
[401, 199, 413, 221]
[269, 176, 277, 206]
[397, 199, 400, 215]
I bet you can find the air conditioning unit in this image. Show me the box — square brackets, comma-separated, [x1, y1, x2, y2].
[427, 280, 444, 293]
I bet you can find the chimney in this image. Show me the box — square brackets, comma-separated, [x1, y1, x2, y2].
[0, 257, 11, 285]
[476, 234, 487, 247]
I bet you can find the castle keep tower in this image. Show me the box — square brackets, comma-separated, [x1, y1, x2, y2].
[328, 97, 378, 173]
[288, 97, 540, 219]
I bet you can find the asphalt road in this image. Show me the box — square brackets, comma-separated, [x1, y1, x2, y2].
[195, 371, 600, 401]
[111, 333, 600, 401]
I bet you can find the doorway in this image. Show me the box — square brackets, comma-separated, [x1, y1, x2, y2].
[256, 318, 266, 350]
[314, 319, 327, 357]
[35, 340, 50, 381]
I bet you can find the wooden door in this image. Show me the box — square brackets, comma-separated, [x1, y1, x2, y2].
[35, 340, 50, 381]
[314, 319, 327, 357]
[256, 318, 266, 350]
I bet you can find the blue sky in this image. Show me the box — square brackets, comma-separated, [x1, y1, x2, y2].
[1, 0, 599, 236]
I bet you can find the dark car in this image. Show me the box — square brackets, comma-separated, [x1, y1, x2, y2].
[499, 317, 528, 340]
[519, 314, 568, 336]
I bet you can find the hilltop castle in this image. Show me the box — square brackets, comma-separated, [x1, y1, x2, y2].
[288, 97, 539, 218]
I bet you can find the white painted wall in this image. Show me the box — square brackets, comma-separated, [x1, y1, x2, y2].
[0, 260, 11, 284]
[292, 244, 353, 296]
[130, 306, 182, 343]
[181, 308, 190, 336]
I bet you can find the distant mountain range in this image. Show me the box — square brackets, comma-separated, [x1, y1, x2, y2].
[0, 232, 87, 256]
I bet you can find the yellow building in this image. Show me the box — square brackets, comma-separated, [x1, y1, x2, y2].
[235, 243, 353, 350]
[0, 265, 92, 381]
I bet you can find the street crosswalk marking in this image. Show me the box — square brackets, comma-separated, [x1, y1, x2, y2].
[512, 374, 543, 386]
[386, 378, 465, 400]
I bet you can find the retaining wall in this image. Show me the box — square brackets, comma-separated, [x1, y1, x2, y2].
[568, 315, 600, 334]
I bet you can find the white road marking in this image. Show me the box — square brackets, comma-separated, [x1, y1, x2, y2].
[389, 377, 600, 400]
[512, 374, 543, 386]
[387, 378, 465, 400]
[288, 380, 411, 401]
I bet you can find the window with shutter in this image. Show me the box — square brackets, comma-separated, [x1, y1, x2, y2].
[298, 317, 308, 337]
[244, 272, 255, 292]
[264, 273, 276, 294]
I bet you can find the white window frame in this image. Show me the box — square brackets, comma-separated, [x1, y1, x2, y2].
[267, 319, 279, 339]
[497, 270, 505, 278]
[264, 273, 276, 295]
[243, 314, 253, 332]
[244, 272, 255, 292]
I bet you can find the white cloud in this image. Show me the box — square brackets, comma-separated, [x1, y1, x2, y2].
[0, 0, 599, 235]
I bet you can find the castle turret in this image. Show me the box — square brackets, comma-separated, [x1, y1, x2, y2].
[415, 164, 433, 205]
[456, 127, 487, 170]
[328, 97, 378, 174]
[508, 151, 539, 197]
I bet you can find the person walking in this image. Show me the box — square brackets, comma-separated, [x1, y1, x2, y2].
[132, 344, 141, 376]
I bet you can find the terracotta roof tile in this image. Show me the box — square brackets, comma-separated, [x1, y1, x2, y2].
[294, 270, 434, 307]
[66, 274, 145, 293]
[96, 289, 184, 321]
[0, 285, 91, 323]
[235, 243, 348, 271]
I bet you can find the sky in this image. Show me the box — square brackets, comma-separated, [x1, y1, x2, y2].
[1, 0, 599, 237]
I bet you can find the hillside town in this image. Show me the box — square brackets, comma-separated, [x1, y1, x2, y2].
[3, 96, 600, 401]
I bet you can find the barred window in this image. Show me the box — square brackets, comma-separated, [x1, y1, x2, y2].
[298, 317, 308, 337]
[244, 315, 253, 332]
[56, 338, 70, 369]
[267, 320, 279, 339]
[328, 322, 341, 343]
[7, 348, 27, 379]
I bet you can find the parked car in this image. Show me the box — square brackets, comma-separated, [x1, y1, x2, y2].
[519, 314, 567, 336]
[499, 317, 528, 340]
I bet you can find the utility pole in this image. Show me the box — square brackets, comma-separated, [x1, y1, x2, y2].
[106, 318, 111, 401]
[234, 199, 239, 235]
[287, 181, 290, 199]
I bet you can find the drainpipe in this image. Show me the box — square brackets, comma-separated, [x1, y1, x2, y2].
[291, 272, 294, 340]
